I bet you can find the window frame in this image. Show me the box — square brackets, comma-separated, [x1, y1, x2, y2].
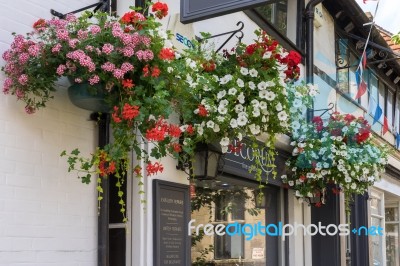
[244, 0, 304, 53]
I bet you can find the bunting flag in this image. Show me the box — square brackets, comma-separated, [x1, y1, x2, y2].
[382, 116, 389, 135]
[355, 68, 361, 88]
[362, 51, 367, 68]
[355, 80, 367, 99]
[373, 104, 383, 125]
[396, 132, 400, 149]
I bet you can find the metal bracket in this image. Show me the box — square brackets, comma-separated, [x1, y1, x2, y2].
[196, 21, 245, 52]
[309, 102, 335, 118]
[50, 0, 109, 19]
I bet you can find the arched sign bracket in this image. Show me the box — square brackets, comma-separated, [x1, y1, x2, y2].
[196, 21, 245, 52]
[50, 0, 109, 19]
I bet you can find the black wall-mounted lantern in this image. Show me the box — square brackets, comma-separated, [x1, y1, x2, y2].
[191, 143, 224, 180]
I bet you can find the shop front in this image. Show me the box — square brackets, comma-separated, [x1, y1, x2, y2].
[188, 139, 290, 265]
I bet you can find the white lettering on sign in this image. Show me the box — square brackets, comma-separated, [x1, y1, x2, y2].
[226, 139, 273, 174]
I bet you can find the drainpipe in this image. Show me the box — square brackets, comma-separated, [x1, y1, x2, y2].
[95, 113, 110, 266]
[305, 0, 325, 121]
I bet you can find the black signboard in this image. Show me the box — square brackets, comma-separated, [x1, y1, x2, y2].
[222, 139, 289, 186]
[180, 0, 269, 23]
[153, 180, 190, 266]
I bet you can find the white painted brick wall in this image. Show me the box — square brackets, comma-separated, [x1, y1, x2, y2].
[0, 0, 100, 265]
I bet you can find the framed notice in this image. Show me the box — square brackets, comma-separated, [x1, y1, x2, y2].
[153, 180, 190, 266]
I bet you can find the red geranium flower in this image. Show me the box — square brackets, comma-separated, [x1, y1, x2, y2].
[33, 19, 46, 31]
[198, 104, 208, 117]
[202, 60, 216, 72]
[159, 47, 175, 60]
[122, 103, 140, 120]
[286, 50, 302, 65]
[112, 106, 122, 123]
[170, 143, 182, 153]
[146, 162, 164, 176]
[122, 79, 134, 89]
[151, 66, 161, 77]
[120, 11, 146, 25]
[152, 2, 168, 19]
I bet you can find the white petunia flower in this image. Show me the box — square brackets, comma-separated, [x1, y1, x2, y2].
[206, 120, 215, 128]
[252, 108, 260, 117]
[228, 87, 237, 95]
[260, 101, 268, 110]
[237, 132, 243, 141]
[197, 126, 204, 135]
[238, 92, 245, 104]
[248, 81, 256, 90]
[258, 81, 267, 90]
[276, 102, 283, 111]
[249, 69, 258, 77]
[218, 105, 227, 114]
[221, 145, 229, 153]
[288, 181, 294, 186]
[237, 78, 245, 88]
[213, 124, 220, 132]
[219, 99, 229, 107]
[240, 67, 249, 75]
[219, 74, 233, 85]
[263, 51, 272, 59]
[238, 112, 247, 117]
[291, 121, 300, 130]
[278, 111, 288, 121]
[217, 90, 226, 99]
[265, 91, 276, 101]
[237, 116, 248, 126]
[262, 116, 267, 123]
[167, 67, 174, 73]
[249, 124, 261, 135]
[235, 104, 244, 113]
[292, 99, 302, 108]
[230, 119, 238, 128]
[345, 176, 352, 183]
[259, 90, 268, 99]
[220, 137, 230, 146]
[251, 99, 260, 108]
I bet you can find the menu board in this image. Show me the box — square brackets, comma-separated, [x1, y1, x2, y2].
[153, 180, 190, 266]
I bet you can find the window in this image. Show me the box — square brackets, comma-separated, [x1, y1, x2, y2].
[385, 202, 400, 266]
[190, 177, 281, 265]
[387, 90, 394, 130]
[246, 0, 299, 48]
[370, 189, 386, 266]
[370, 74, 379, 114]
[255, 1, 288, 36]
[396, 94, 400, 132]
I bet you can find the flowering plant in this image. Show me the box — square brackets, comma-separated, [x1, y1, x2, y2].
[2, 3, 180, 220]
[2, 2, 307, 220]
[171, 30, 303, 182]
[281, 113, 389, 213]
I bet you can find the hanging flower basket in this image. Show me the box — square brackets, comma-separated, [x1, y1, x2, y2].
[281, 113, 389, 214]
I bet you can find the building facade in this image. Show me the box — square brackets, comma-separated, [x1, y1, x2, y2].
[0, 0, 400, 265]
